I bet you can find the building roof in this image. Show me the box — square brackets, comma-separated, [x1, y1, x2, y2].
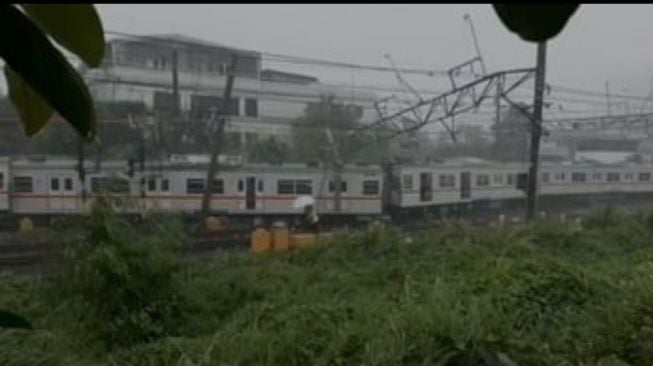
[110, 33, 260, 57]
[260, 69, 318, 84]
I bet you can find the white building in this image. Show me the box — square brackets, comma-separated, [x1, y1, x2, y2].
[84, 34, 379, 147]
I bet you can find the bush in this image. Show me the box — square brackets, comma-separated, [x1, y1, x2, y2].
[46, 195, 189, 349]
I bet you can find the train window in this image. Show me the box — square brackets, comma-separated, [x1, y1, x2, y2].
[493, 174, 503, 184]
[147, 178, 156, 192]
[507, 174, 515, 185]
[296, 180, 312, 195]
[607, 173, 620, 182]
[186, 179, 205, 194]
[593, 173, 602, 181]
[0, 172, 4, 190]
[211, 179, 224, 194]
[555, 172, 566, 181]
[625, 173, 634, 181]
[541, 172, 549, 183]
[402, 175, 413, 190]
[572, 173, 586, 182]
[476, 174, 489, 187]
[13, 176, 33, 193]
[64, 178, 73, 191]
[238, 180, 244, 192]
[50, 178, 60, 191]
[109, 179, 130, 194]
[639, 173, 651, 182]
[362, 180, 380, 195]
[91, 177, 106, 193]
[439, 174, 455, 188]
[258, 180, 264, 192]
[328, 181, 347, 192]
[161, 179, 170, 192]
[278, 180, 294, 194]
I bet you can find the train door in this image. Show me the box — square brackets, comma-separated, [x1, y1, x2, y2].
[419, 172, 433, 202]
[460, 171, 471, 199]
[48, 174, 76, 212]
[246, 176, 256, 210]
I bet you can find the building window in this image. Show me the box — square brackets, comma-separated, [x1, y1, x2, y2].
[571, 172, 586, 182]
[13, 176, 33, 193]
[245, 98, 258, 117]
[64, 178, 73, 191]
[186, 179, 205, 194]
[211, 179, 224, 194]
[476, 174, 489, 187]
[50, 178, 60, 191]
[439, 174, 455, 188]
[607, 173, 620, 182]
[362, 180, 380, 195]
[541, 172, 549, 183]
[402, 175, 413, 190]
[161, 179, 170, 192]
[328, 181, 348, 192]
[639, 172, 651, 182]
[147, 178, 156, 192]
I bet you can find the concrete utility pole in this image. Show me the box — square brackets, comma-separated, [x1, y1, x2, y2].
[324, 127, 343, 212]
[526, 42, 547, 220]
[76, 135, 86, 203]
[172, 50, 180, 117]
[200, 54, 238, 221]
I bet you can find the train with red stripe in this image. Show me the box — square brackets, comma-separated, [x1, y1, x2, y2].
[0, 155, 652, 223]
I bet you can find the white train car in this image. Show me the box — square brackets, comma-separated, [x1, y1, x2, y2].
[4, 156, 384, 217]
[0, 157, 10, 212]
[388, 159, 527, 210]
[146, 162, 383, 215]
[539, 162, 653, 196]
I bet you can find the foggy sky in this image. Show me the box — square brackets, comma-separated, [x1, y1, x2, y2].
[97, 4, 653, 100]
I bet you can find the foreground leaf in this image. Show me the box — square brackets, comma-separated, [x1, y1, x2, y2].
[4, 67, 53, 136]
[20, 4, 105, 68]
[493, 4, 580, 43]
[0, 310, 32, 329]
[0, 4, 96, 138]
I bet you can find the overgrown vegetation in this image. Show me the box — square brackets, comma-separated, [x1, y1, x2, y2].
[3, 206, 653, 365]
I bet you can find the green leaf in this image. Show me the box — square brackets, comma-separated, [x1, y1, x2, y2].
[4, 67, 54, 136]
[493, 4, 580, 43]
[0, 4, 96, 138]
[20, 4, 105, 67]
[0, 310, 32, 329]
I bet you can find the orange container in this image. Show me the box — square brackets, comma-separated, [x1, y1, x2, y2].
[250, 227, 271, 254]
[292, 233, 318, 249]
[271, 222, 290, 251]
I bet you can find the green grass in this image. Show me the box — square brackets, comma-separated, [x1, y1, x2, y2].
[3, 206, 653, 365]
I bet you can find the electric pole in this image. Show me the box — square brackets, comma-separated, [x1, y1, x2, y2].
[172, 50, 180, 117]
[200, 54, 238, 221]
[325, 127, 343, 213]
[526, 42, 547, 220]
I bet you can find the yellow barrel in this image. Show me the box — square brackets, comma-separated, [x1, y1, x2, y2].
[205, 216, 225, 235]
[250, 227, 271, 254]
[271, 222, 290, 251]
[292, 233, 317, 249]
[18, 217, 34, 235]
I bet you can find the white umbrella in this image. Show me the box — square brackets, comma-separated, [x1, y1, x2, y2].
[292, 195, 315, 209]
